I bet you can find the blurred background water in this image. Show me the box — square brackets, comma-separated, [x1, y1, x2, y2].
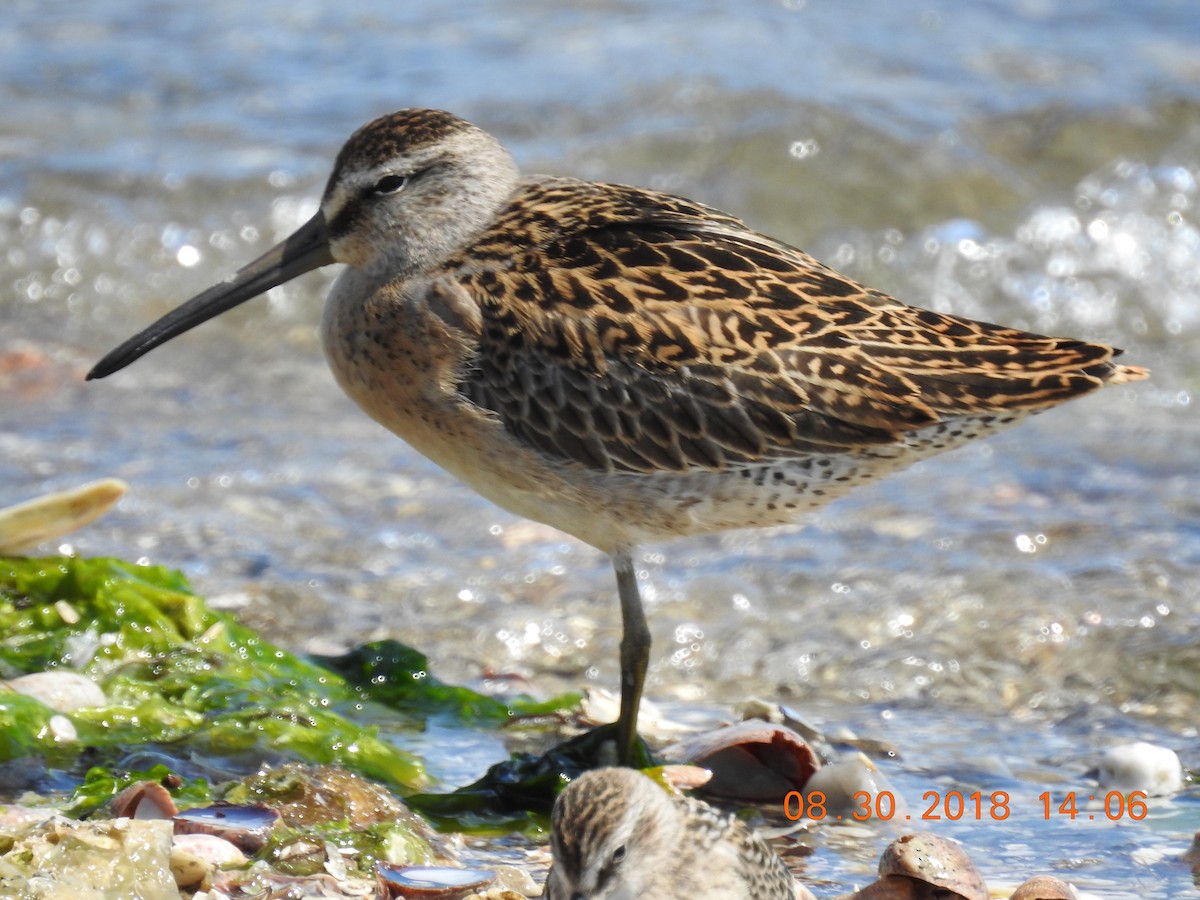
[2, 0, 1199, 894]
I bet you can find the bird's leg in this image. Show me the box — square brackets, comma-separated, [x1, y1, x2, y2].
[612, 547, 650, 766]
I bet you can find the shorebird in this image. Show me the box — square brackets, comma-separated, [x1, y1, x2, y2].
[89, 109, 1147, 765]
[546, 767, 796, 899]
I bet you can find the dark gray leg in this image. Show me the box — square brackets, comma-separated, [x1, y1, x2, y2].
[612, 547, 649, 766]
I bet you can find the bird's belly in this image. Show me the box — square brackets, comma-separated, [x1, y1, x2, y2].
[323, 346, 920, 550]
[320, 284, 1032, 551]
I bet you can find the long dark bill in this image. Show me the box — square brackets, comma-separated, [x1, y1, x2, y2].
[87, 212, 335, 380]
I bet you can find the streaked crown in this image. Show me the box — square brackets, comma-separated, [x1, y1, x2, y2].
[318, 109, 520, 275]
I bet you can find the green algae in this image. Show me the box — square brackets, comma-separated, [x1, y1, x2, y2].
[0, 555, 591, 838]
[0, 556, 424, 791]
[0, 559, 672, 891]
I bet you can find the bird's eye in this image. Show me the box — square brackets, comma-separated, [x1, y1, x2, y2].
[611, 845, 626, 865]
[371, 174, 408, 195]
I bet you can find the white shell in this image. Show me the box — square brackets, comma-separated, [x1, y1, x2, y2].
[6, 671, 107, 713]
[0, 478, 127, 553]
[1097, 741, 1183, 796]
[801, 752, 902, 819]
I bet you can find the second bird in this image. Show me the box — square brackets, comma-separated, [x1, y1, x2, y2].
[89, 109, 1147, 765]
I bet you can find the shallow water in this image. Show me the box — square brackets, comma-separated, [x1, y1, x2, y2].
[3, 1, 1199, 895]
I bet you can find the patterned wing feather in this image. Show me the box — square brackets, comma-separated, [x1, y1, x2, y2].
[454, 177, 1147, 475]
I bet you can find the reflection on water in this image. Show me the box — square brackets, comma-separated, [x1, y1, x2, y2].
[3, 0, 1199, 894]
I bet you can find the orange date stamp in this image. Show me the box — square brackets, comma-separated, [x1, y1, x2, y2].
[782, 790, 1150, 822]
